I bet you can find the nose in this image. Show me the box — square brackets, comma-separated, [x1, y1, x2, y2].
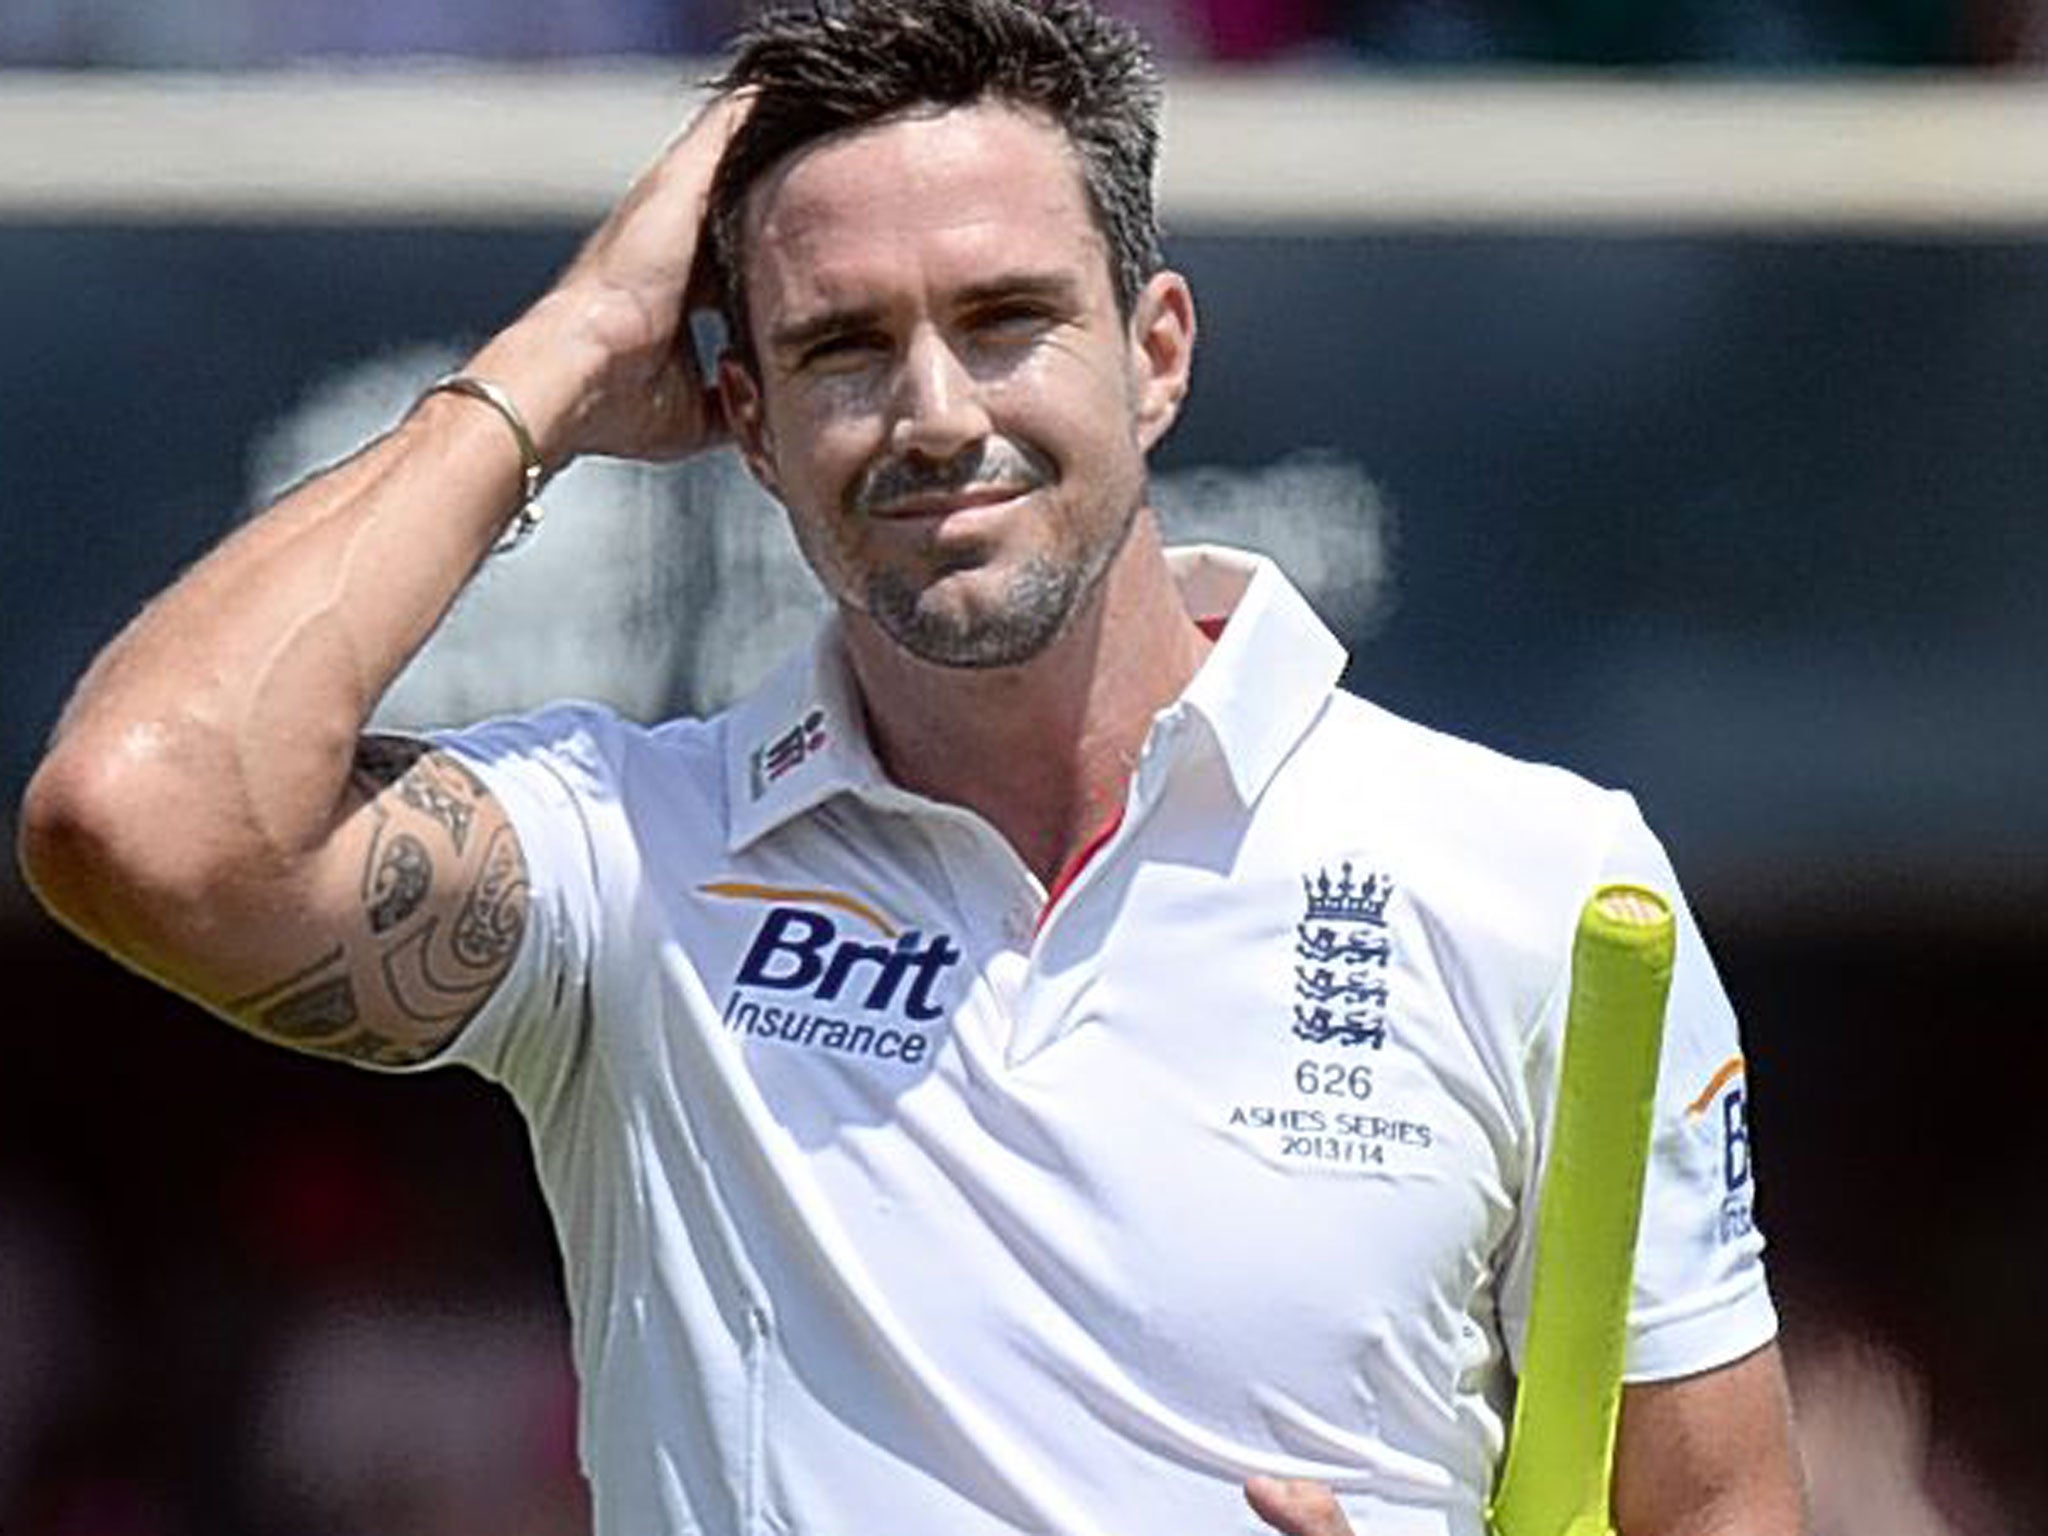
[887, 326, 990, 461]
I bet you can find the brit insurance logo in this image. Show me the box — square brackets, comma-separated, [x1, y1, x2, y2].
[700, 881, 961, 1069]
[1686, 1054, 1754, 1243]
[1294, 861, 1394, 1049]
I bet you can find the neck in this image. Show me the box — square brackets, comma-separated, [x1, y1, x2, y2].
[842, 517, 1210, 887]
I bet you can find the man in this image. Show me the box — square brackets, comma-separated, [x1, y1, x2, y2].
[16, 2, 1805, 1533]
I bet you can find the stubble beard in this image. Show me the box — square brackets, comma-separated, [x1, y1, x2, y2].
[864, 495, 1140, 671]
[866, 552, 1083, 669]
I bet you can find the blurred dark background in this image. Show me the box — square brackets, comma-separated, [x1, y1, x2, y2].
[7, 0, 2048, 67]
[5, 4, 2048, 1533]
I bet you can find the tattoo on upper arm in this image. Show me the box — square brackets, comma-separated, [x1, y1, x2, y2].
[366, 832, 432, 933]
[353, 734, 482, 853]
[453, 824, 527, 969]
[236, 947, 358, 1039]
[228, 734, 530, 1064]
[229, 945, 427, 1067]
[379, 823, 532, 1026]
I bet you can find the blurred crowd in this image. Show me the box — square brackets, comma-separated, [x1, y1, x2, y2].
[0, 944, 590, 1536]
[4, 0, 2048, 67]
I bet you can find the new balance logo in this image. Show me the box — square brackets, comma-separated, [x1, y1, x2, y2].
[748, 707, 829, 799]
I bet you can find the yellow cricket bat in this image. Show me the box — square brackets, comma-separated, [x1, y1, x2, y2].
[1487, 884, 1676, 1536]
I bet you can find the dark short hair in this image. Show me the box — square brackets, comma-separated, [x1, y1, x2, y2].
[706, 0, 1165, 361]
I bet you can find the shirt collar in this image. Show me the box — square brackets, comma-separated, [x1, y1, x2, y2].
[721, 543, 1348, 852]
[722, 614, 885, 852]
[1168, 544, 1348, 805]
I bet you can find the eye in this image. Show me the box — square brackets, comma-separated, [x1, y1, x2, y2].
[797, 330, 888, 373]
[975, 302, 1055, 337]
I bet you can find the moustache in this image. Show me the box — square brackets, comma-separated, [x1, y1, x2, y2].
[852, 440, 1050, 516]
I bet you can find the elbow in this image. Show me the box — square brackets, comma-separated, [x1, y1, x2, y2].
[19, 745, 147, 947]
[16, 735, 242, 958]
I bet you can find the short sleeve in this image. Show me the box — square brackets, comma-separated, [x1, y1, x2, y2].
[1601, 805, 1777, 1378]
[1500, 796, 1778, 1383]
[382, 707, 616, 1117]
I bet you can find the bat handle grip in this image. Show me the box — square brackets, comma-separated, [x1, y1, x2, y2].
[1487, 884, 1676, 1536]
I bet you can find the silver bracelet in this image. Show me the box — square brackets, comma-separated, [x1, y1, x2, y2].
[418, 372, 548, 554]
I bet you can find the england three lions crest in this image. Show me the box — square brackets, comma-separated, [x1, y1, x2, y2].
[1295, 862, 1394, 1048]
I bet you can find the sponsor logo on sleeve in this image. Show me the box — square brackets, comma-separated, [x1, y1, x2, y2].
[700, 881, 960, 1069]
[1687, 1055, 1754, 1241]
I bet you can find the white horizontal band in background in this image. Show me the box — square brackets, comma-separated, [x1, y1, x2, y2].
[2, 65, 2047, 229]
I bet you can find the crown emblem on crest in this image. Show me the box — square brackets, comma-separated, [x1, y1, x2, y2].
[1301, 862, 1392, 928]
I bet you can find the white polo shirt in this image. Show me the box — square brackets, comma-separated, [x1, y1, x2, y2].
[425, 546, 1774, 1536]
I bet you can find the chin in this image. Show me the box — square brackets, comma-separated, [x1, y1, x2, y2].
[869, 557, 1080, 671]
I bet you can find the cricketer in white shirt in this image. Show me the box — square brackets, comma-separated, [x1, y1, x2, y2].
[413, 545, 1775, 1536]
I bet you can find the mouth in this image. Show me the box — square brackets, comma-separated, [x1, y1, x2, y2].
[866, 483, 1038, 521]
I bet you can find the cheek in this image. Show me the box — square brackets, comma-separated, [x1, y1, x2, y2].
[990, 344, 1139, 459]
[1022, 333, 1125, 401]
[764, 390, 886, 502]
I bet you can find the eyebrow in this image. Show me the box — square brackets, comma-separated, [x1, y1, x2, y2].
[951, 270, 1083, 310]
[767, 270, 1084, 360]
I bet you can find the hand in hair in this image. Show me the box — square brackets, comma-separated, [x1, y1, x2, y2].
[481, 89, 755, 469]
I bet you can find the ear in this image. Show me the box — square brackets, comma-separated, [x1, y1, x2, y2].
[718, 353, 782, 497]
[1128, 270, 1196, 453]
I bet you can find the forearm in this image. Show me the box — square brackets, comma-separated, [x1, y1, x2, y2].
[21, 312, 595, 957]
[18, 91, 744, 1015]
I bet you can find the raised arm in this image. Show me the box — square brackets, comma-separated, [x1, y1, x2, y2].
[16, 93, 751, 1062]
